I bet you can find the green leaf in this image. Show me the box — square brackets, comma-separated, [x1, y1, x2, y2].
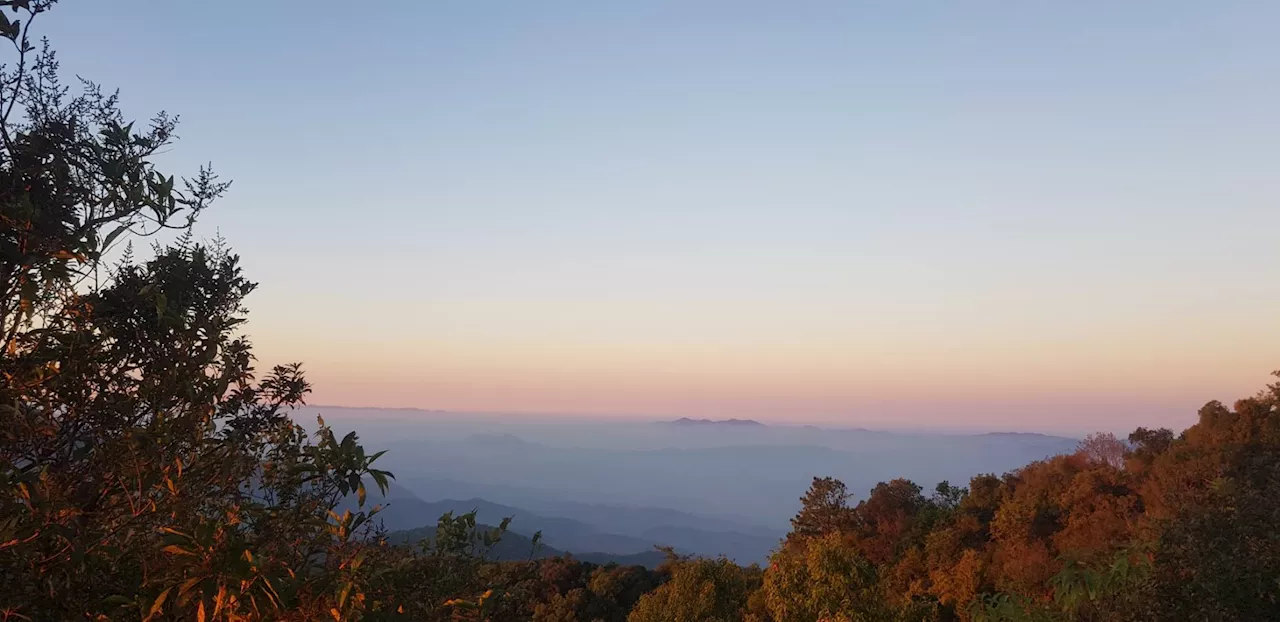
[101, 223, 130, 252]
[370, 470, 390, 495]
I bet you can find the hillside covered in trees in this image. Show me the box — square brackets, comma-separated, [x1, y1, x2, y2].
[3, 2, 1280, 620]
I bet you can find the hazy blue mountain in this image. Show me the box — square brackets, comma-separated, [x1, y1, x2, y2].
[386, 523, 668, 568]
[387, 475, 780, 538]
[373, 496, 658, 556]
[358, 483, 778, 565]
[307, 406, 1080, 531]
[371, 436, 1077, 527]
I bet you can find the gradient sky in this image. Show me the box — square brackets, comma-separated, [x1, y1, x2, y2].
[41, 1, 1280, 432]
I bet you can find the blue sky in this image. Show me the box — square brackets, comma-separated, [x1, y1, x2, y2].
[38, 1, 1280, 431]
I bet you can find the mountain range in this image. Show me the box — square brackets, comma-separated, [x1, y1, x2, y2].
[359, 482, 781, 565]
[385, 523, 669, 568]
[312, 406, 1081, 563]
[664, 417, 766, 427]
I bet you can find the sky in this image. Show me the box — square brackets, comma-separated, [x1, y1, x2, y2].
[39, 1, 1280, 433]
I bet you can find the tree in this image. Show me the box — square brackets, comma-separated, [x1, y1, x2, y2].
[762, 532, 898, 622]
[0, 3, 394, 619]
[0, 7, 228, 352]
[931, 481, 967, 511]
[1127, 428, 1173, 458]
[627, 552, 761, 622]
[790, 476, 854, 540]
[584, 564, 664, 621]
[1076, 432, 1128, 469]
[851, 478, 927, 565]
[1141, 375, 1280, 620]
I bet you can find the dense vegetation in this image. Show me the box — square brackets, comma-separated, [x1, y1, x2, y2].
[3, 3, 1279, 620]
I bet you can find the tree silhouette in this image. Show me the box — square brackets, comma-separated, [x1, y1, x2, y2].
[0, 3, 392, 619]
[1076, 432, 1128, 469]
[790, 476, 854, 540]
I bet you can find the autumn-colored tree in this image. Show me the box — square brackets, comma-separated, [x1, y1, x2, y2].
[627, 552, 762, 622]
[1140, 380, 1280, 620]
[465, 557, 661, 622]
[584, 563, 665, 620]
[850, 478, 928, 565]
[763, 531, 936, 622]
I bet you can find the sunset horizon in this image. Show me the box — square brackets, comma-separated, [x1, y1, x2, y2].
[6, 2, 1280, 618]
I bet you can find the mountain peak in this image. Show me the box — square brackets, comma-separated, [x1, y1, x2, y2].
[665, 417, 766, 427]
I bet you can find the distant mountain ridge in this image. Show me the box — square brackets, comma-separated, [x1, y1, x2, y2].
[386, 523, 667, 568]
[664, 417, 766, 427]
[356, 484, 782, 564]
[369, 430, 1079, 527]
[308, 405, 1080, 531]
[979, 432, 1064, 438]
[389, 475, 781, 538]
